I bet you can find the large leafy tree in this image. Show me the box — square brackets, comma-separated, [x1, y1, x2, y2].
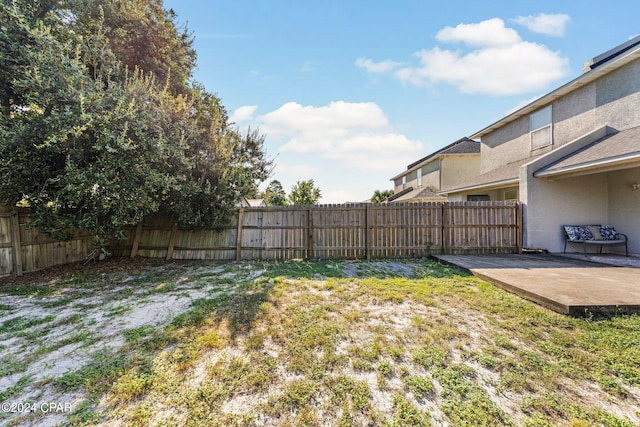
[67, 0, 196, 95]
[288, 180, 322, 206]
[0, 0, 271, 245]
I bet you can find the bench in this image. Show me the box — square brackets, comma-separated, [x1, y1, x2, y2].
[563, 225, 628, 257]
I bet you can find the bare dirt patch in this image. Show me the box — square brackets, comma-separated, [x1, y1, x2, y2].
[1, 258, 639, 426]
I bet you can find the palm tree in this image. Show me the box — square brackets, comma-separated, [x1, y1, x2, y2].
[371, 189, 394, 203]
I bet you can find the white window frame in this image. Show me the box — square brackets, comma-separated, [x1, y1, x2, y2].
[530, 105, 552, 150]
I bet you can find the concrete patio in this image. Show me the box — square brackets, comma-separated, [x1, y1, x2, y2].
[432, 253, 640, 315]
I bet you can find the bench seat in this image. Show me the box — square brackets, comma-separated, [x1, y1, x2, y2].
[563, 225, 628, 257]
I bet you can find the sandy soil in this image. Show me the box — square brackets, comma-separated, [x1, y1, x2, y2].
[1, 258, 638, 426]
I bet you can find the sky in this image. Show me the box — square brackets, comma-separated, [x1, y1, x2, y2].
[163, 0, 640, 204]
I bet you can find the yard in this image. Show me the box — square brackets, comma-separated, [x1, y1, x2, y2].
[1, 258, 639, 426]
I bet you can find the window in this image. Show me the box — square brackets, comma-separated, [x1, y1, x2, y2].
[467, 195, 490, 201]
[417, 168, 422, 187]
[402, 176, 406, 190]
[530, 105, 552, 150]
[504, 190, 518, 201]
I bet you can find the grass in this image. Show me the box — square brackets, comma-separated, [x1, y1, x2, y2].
[1, 258, 640, 426]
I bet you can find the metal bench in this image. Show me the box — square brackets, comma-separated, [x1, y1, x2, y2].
[563, 225, 628, 257]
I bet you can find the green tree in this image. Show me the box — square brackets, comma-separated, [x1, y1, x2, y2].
[0, 0, 271, 246]
[371, 189, 394, 203]
[262, 180, 288, 206]
[288, 180, 322, 205]
[68, 0, 196, 95]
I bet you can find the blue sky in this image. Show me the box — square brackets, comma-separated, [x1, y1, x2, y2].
[164, 0, 639, 203]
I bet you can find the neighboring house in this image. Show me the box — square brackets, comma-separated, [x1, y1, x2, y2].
[443, 35, 640, 255]
[239, 198, 267, 208]
[246, 198, 267, 207]
[389, 137, 481, 202]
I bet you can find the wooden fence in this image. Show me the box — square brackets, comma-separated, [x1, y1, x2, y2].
[1, 202, 522, 276]
[0, 206, 94, 276]
[110, 202, 522, 261]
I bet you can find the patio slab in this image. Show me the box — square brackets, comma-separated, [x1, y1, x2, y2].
[432, 253, 640, 315]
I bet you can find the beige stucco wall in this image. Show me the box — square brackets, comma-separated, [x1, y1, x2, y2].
[480, 118, 531, 173]
[422, 166, 440, 190]
[441, 155, 481, 190]
[393, 160, 440, 193]
[523, 173, 608, 252]
[480, 58, 640, 174]
[607, 167, 640, 254]
[522, 168, 640, 255]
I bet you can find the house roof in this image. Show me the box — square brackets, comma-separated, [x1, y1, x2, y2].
[406, 137, 480, 170]
[388, 186, 445, 202]
[471, 36, 640, 139]
[246, 198, 266, 207]
[391, 137, 479, 181]
[442, 156, 539, 194]
[534, 126, 640, 178]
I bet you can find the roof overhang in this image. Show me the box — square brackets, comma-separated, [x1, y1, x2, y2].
[471, 46, 640, 139]
[534, 153, 640, 179]
[439, 178, 519, 196]
[533, 125, 640, 179]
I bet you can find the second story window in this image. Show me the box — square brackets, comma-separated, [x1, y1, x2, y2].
[417, 168, 422, 187]
[530, 105, 552, 150]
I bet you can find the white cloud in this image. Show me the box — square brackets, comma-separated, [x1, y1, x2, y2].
[361, 17, 569, 96]
[257, 101, 424, 172]
[355, 57, 402, 73]
[513, 13, 570, 37]
[436, 18, 521, 47]
[396, 42, 568, 95]
[229, 105, 258, 123]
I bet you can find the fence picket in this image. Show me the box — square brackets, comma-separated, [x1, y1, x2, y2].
[1, 202, 521, 274]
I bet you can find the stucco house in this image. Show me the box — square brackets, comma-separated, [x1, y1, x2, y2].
[388, 137, 480, 202]
[443, 36, 640, 255]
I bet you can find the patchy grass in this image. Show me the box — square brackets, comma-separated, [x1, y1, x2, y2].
[1, 258, 639, 426]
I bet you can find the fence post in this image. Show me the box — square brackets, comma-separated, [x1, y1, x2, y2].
[517, 202, 524, 254]
[166, 223, 178, 261]
[236, 208, 244, 261]
[441, 203, 446, 254]
[10, 209, 23, 276]
[130, 222, 143, 257]
[307, 208, 315, 259]
[365, 204, 372, 260]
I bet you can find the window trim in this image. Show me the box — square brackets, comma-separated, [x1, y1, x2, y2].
[530, 105, 553, 151]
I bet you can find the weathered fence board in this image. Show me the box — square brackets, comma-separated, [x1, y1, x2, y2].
[2, 202, 521, 275]
[0, 207, 95, 276]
